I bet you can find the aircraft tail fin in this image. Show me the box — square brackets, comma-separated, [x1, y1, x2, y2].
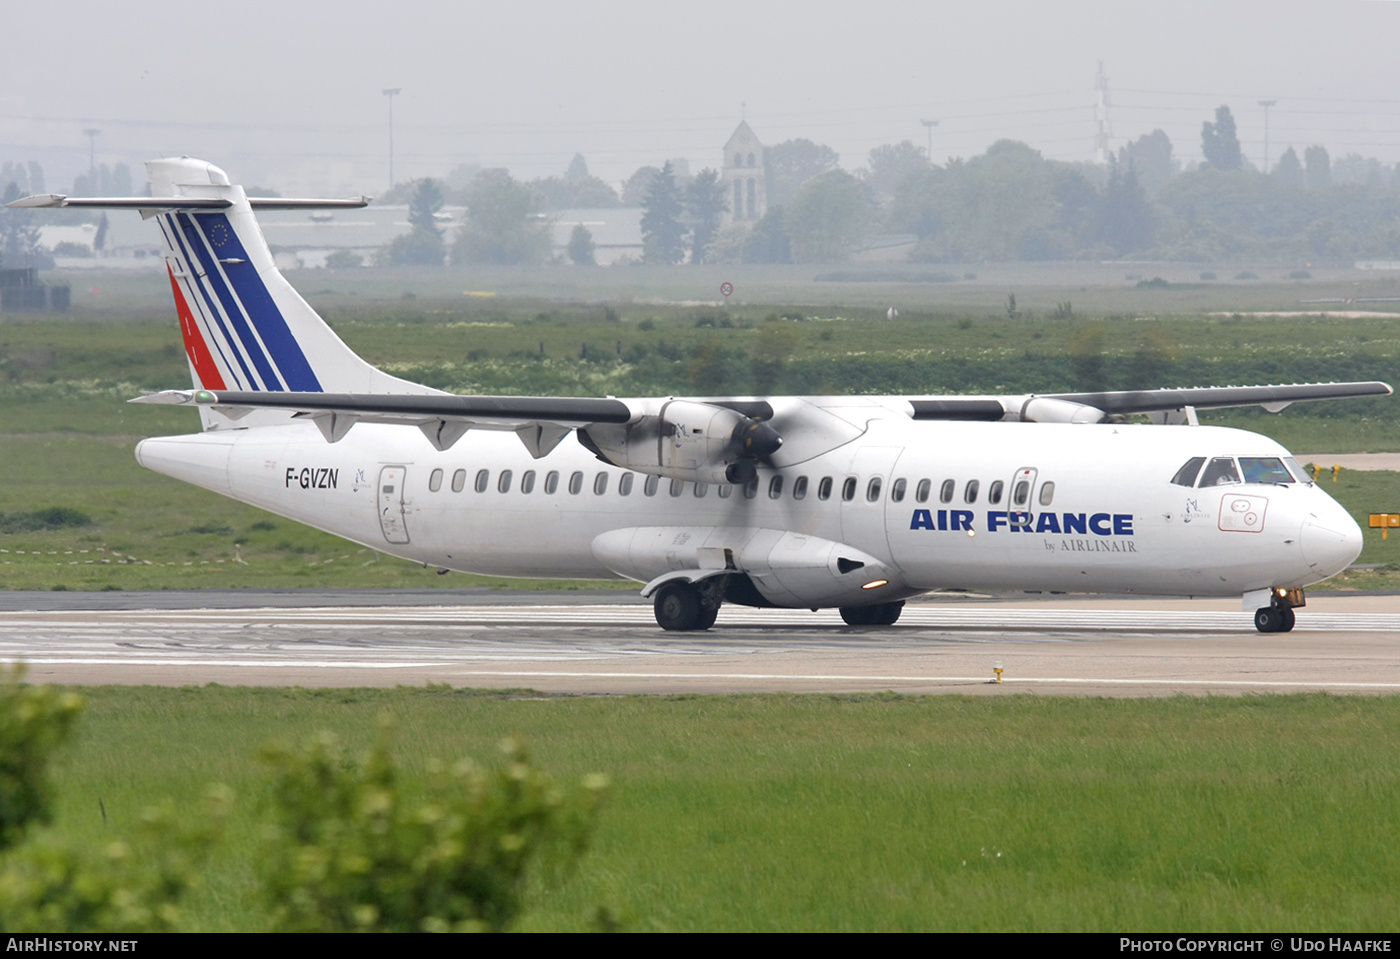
[141, 158, 429, 401]
[11, 158, 434, 425]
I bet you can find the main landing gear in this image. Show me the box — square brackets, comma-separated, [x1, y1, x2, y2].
[650, 582, 908, 631]
[653, 580, 721, 632]
[839, 601, 905, 627]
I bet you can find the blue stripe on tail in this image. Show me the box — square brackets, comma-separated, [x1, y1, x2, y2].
[190, 213, 322, 392]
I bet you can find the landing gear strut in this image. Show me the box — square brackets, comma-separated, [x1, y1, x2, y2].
[653, 580, 722, 631]
[839, 601, 905, 627]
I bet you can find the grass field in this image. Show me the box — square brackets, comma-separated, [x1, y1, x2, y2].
[24, 686, 1400, 932]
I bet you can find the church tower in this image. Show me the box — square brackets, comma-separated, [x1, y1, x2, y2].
[721, 121, 766, 227]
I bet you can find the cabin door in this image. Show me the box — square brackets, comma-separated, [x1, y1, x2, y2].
[377, 465, 411, 544]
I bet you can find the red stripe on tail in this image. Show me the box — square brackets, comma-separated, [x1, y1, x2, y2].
[167, 265, 226, 389]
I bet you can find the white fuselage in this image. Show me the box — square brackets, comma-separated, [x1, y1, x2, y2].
[135, 409, 1363, 606]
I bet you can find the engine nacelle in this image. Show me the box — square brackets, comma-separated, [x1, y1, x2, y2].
[580, 400, 779, 485]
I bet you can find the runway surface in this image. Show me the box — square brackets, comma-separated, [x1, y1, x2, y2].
[2, 592, 1398, 696]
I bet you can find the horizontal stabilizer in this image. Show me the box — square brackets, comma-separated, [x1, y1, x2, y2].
[5, 194, 368, 211]
[5, 194, 231, 210]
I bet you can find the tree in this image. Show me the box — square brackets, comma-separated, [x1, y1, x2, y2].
[385, 179, 446, 266]
[1117, 129, 1174, 193]
[1273, 147, 1304, 189]
[640, 161, 687, 264]
[1201, 106, 1242, 171]
[1304, 145, 1331, 191]
[531, 175, 620, 210]
[564, 153, 590, 183]
[685, 168, 728, 265]
[621, 166, 660, 206]
[1094, 161, 1154, 255]
[452, 170, 551, 266]
[784, 169, 872, 263]
[742, 206, 792, 263]
[0, 182, 43, 267]
[863, 140, 929, 202]
[567, 224, 596, 266]
[764, 139, 839, 207]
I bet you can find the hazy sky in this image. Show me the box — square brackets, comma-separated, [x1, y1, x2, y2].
[5, 0, 1400, 194]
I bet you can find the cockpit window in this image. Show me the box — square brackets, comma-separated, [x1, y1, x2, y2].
[1199, 457, 1241, 486]
[1170, 456, 1206, 487]
[1239, 457, 1294, 485]
[1283, 456, 1311, 485]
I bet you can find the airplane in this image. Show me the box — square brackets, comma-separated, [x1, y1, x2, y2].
[9, 157, 1391, 634]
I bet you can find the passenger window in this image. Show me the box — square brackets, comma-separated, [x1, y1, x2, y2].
[694, 482, 708, 497]
[769, 476, 784, 499]
[744, 478, 759, 499]
[568, 471, 584, 494]
[1199, 457, 1240, 487]
[1012, 481, 1030, 506]
[594, 472, 609, 495]
[891, 478, 906, 503]
[544, 470, 559, 494]
[940, 479, 955, 504]
[429, 468, 443, 492]
[988, 480, 1004, 504]
[916, 479, 931, 503]
[866, 477, 882, 502]
[718, 484, 733, 498]
[817, 477, 833, 501]
[474, 469, 489, 493]
[670, 478, 685, 497]
[521, 470, 535, 494]
[1171, 456, 1206, 487]
[1039, 481, 1055, 506]
[1239, 457, 1294, 485]
[793, 476, 808, 500]
[618, 473, 634, 496]
[965, 479, 980, 504]
[842, 477, 857, 501]
[644, 475, 660, 496]
[451, 469, 466, 493]
[498, 470, 513, 493]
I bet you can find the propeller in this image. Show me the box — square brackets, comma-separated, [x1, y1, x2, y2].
[723, 418, 782, 484]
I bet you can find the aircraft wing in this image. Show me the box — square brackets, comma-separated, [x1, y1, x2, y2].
[132, 379, 1391, 459]
[133, 389, 633, 455]
[1045, 381, 1394, 415]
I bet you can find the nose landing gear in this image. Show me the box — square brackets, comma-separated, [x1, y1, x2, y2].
[1253, 587, 1303, 633]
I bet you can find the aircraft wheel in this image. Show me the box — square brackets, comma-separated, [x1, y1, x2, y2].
[875, 601, 905, 626]
[1279, 606, 1296, 632]
[840, 604, 904, 626]
[696, 602, 720, 630]
[655, 582, 706, 631]
[1254, 606, 1284, 633]
[839, 606, 872, 626]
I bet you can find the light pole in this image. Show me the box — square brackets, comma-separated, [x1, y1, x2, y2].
[382, 88, 401, 189]
[1258, 99, 1277, 173]
[919, 118, 939, 162]
[82, 128, 100, 177]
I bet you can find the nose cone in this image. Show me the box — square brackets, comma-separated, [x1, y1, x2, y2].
[1301, 500, 1363, 581]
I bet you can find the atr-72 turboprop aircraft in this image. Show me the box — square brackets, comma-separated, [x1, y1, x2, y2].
[12, 157, 1390, 632]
